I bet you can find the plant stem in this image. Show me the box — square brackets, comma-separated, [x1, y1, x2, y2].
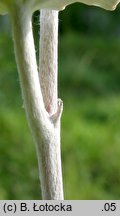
[39, 10, 58, 115]
[39, 9, 64, 199]
[10, 4, 64, 200]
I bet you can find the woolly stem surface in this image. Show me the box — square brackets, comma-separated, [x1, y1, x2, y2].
[10, 4, 63, 200]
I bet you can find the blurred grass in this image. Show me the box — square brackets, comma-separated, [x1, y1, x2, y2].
[62, 96, 120, 199]
[59, 33, 120, 96]
[0, 108, 40, 199]
[1, 31, 120, 199]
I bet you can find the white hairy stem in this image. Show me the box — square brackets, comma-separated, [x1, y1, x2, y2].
[39, 10, 58, 115]
[39, 9, 64, 199]
[9, 3, 63, 200]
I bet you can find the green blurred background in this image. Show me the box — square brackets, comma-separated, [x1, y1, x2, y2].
[1, 3, 120, 199]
